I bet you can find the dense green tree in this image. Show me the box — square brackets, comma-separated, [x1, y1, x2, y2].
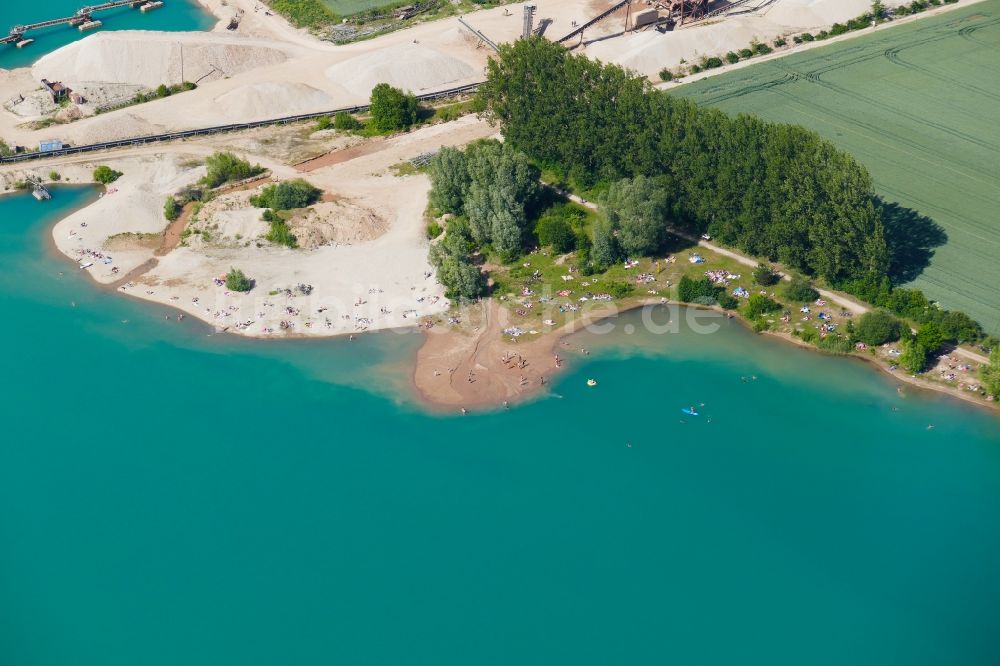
[936, 310, 982, 344]
[601, 176, 670, 257]
[784, 276, 819, 302]
[93, 165, 122, 184]
[461, 140, 539, 255]
[898, 339, 928, 374]
[590, 218, 619, 270]
[535, 211, 576, 253]
[428, 219, 486, 300]
[753, 263, 780, 286]
[428, 147, 469, 215]
[980, 348, 1000, 398]
[369, 83, 418, 132]
[855, 310, 902, 345]
[915, 321, 944, 353]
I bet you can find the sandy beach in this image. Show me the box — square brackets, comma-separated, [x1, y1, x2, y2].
[0, 114, 496, 340]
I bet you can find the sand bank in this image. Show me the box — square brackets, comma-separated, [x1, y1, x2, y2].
[26, 115, 496, 339]
[413, 297, 998, 414]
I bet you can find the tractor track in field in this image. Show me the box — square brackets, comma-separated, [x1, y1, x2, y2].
[764, 83, 996, 188]
[770, 61, 1000, 156]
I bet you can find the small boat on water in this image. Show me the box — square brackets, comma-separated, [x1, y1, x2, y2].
[681, 407, 699, 416]
[587, 379, 597, 387]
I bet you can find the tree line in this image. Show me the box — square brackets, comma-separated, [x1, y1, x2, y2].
[428, 139, 542, 298]
[476, 38, 888, 286]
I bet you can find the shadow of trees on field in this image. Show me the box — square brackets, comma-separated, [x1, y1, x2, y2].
[878, 197, 948, 285]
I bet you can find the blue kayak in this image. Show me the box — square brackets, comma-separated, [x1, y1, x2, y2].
[681, 408, 699, 416]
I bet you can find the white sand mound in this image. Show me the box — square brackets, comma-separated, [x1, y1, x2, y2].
[214, 82, 334, 121]
[586, 0, 887, 77]
[587, 18, 765, 75]
[326, 44, 478, 95]
[32, 31, 292, 88]
[765, 0, 875, 29]
[73, 113, 168, 144]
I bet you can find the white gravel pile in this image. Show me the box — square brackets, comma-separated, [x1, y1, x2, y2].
[326, 44, 478, 96]
[32, 31, 292, 88]
[586, 0, 890, 77]
[214, 82, 335, 121]
[766, 0, 876, 28]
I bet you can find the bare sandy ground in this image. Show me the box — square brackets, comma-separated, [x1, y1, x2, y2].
[2, 0, 962, 148]
[413, 297, 633, 411]
[6, 115, 497, 339]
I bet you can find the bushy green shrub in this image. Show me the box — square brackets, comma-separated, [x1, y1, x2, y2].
[535, 212, 576, 253]
[201, 152, 264, 188]
[225, 268, 254, 292]
[801, 32, 815, 41]
[817, 334, 854, 354]
[658, 68, 674, 81]
[784, 277, 819, 302]
[753, 263, 780, 286]
[315, 116, 333, 130]
[163, 196, 180, 222]
[677, 275, 732, 307]
[703, 57, 724, 69]
[717, 292, 738, 310]
[333, 111, 362, 130]
[738, 47, 754, 58]
[744, 293, 781, 319]
[250, 179, 322, 210]
[93, 165, 122, 184]
[797, 326, 820, 344]
[426, 221, 443, 239]
[774, 38, 787, 47]
[263, 211, 297, 248]
[725, 51, 740, 64]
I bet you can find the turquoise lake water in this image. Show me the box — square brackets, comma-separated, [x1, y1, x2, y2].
[0, 0, 214, 70]
[2, 187, 1000, 665]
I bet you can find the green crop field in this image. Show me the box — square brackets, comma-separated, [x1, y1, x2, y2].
[676, 1, 1000, 333]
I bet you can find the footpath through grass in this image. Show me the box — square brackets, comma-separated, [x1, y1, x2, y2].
[674, 0, 1000, 333]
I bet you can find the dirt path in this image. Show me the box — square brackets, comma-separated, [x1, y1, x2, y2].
[109, 258, 159, 289]
[295, 138, 389, 172]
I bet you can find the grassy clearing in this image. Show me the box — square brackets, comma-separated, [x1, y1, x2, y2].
[674, 1, 1000, 333]
[319, 0, 404, 16]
